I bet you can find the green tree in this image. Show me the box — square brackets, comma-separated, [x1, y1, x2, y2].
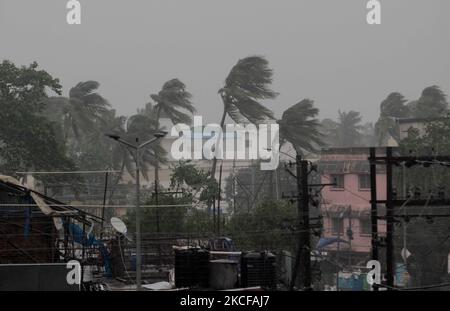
[319, 118, 339, 147]
[375, 92, 410, 145]
[148, 79, 195, 189]
[226, 200, 297, 251]
[394, 118, 450, 288]
[211, 56, 278, 179]
[278, 99, 324, 155]
[400, 118, 450, 156]
[334, 110, 363, 147]
[74, 109, 133, 204]
[223, 163, 297, 213]
[45, 81, 110, 150]
[170, 161, 218, 208]
[126, 189, 191, 235]
[380, 92, 410, 118]
[86, 111, 168, 200]
[150, 79, 195, 126]
[0, 60, 76, 183]
[43, 81, 111, 197]
[120, 114, 168, 181]
[125, 166, 213, 237]
[375, 117, 397, 146]
[412, 86, 448, 118]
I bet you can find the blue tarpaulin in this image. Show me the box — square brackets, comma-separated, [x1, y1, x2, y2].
[316, 237, 350, 249]
[66, 222, 112, 277]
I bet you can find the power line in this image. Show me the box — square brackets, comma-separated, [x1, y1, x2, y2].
[0, 203, 192, 208]
[16, 170, 121, 175]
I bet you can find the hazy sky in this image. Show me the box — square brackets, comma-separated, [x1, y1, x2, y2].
[1, 0, 450, 124]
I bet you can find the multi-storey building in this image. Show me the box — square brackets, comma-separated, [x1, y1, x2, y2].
[318, 147, 387, 266]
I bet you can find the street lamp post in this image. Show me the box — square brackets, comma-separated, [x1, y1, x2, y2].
[106, 131, 167, 291]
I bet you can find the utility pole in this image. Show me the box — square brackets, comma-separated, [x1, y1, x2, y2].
[213, 196, 216, 233]
[336, 221, 341, 291]
[155, 181, 160, 234]
[299, 157, 311, 290]
[134, 141, 142, 289]
[217, 163, 223, 236]
[335, 209, 345, 291]
[100, 171, 109, 239]
[369, 147, 379, 291]
[154, 180, 161, 267]
[369, 149, 450, 291]
[232, 158, 236, 214]
[284, 154, 335, 291]
[251, 160, 256, 209]
[369, 147, 395, 290]
[385, 147, 395, 288]
[275, 168, 280, 200]
[347, 205, 353, 267]
[289, 155, 311, 290]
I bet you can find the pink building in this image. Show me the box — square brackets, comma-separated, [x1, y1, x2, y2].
[318, 147, 387, 265]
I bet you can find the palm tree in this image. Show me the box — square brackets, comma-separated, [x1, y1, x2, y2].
[375, 92, 409, 145]
[320, 118, 339, 147]
[335, 110, 363, 147]
[148, 79, 195, 187]
[98, 111, 167, 207]
[45, 81, 110, 148]
[379, 92, 409, 118]
[121, 114, 168, 180]
[212, 56, 278, 178]
[150, 79, 195, 125]
[278, 99, 324, 155]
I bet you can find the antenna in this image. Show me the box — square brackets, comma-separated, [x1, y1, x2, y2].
[110, 217, 130, 240]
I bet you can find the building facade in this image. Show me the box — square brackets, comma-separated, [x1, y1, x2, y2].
[318, 147, 387, 265]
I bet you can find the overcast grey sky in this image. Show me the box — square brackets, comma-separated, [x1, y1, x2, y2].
[1, 0, 450, 124]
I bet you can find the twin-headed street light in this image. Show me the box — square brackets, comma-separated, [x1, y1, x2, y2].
[105, 131, 168, 291]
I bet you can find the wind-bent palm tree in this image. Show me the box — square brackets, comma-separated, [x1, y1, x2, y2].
[379, 92, 410, 118]
[335, 110, 363, 147]
[278, 99, 324, 155]
[148, 79, 195, 186]
[211, 56, 278, 178]
[375, 92, 409, 145]
[150, 79, 195, 125]
[45, 81, 110, 147]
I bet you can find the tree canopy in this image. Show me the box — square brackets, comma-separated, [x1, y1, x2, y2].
[0, 61, 76, 180]
[278, 99, 324, 155]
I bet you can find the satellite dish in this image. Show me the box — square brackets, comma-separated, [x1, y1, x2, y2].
[110, 217, 127, 235]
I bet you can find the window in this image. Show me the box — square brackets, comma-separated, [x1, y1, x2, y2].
[331, 217, 344, 235]
[358, 174, 371, 190]
[331, 174, 344, 189]
[360, 218, 371, 235]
